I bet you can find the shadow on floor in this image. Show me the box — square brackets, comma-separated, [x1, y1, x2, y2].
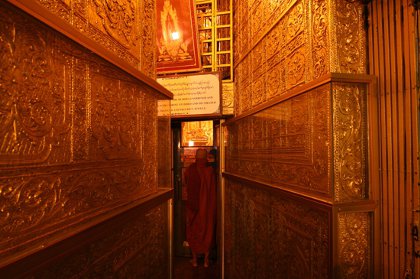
[173, 257, 218, 279]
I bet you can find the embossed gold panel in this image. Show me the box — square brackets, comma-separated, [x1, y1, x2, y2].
[0, 2, 170, 266]
[224, 74, 373, 277]
[226, 80, 368, 203]
[233, 0, 367, 115]
[224, 179, 331, 279]
[2, 199, 170, 278]
[337, 211, 372, 278]
[9, 0, 157, 78]
[227, 84, 331, 198]
[332, 83, 368, 202]
[228, 0, 374, 277]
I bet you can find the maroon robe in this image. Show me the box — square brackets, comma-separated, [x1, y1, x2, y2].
[185, 158, 216, 254]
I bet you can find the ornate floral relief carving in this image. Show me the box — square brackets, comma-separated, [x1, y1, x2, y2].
[35, 0, 143, 69]
[338, 212, 370, 278]
[141, 0, 157, 78]
[0, 2, 165, 264]
[241, 84, 252, 113]
[241, 56, 251, 87]
[38, 0, 71, 21]
[0, 13, 71, 165]
[142, 93, 158, 192]
[266, 21, 283, 68]
[90, 70, 142, 161]
[266, 62, 285, 100]
[234, 0, 297, 65]
[233, 70, 241, 115]
[225, 180, 330, 278]
[286, 1, 305, 42]
[268, 0, 283, 15]
[71, 58, 89, 161]
[222, 82, 234, 115]
[286, 48, 306, 88]
[0, 164, 149, 245]
[252, 40, 266, 79]
[334, 0, 366, 73]
[312, 0, 329, 78]
[252, 75, 266, 106]
[333, 83, 367, 202]
[284, 31, 305, 58]
[0, 176, 63, 240]
[250, 0, 263, 41]
[71, 0, 88, 34]
[234, 0, 316, 116]
[93, 0, 137, 48]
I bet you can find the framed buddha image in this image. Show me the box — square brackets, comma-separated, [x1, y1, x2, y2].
[181, 121, 213, 147]
[156, 0, 201, 73]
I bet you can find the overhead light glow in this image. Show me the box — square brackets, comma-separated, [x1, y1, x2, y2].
[171, 32, 180, 40]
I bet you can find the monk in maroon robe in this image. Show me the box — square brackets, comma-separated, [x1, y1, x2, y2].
[185, 149, 216, 267]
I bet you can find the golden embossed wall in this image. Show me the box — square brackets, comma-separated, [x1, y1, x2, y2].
[225, 0, 377, 277]
[0, 1, 171, 277]
[27, 0, 157, 78]
[233, 0, 366, 115]
[224, 180, 331, 279]
[224, 76, 374, 278]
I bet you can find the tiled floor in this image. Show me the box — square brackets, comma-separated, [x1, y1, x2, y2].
[173, 257, 218, 279]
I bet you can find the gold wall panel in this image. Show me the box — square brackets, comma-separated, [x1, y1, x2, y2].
[337, 211, 371, 278]
[27, 0, 156, 78]
[226, 81, 368, 202]
[331, 0, 367, 74]
[0, 2, 170, 265]
[226, 84, 332, 199]
[224, 179, 331, 278]
[158, 108, 171, 188]
[233, 0, 366, 115]
[228, 0, 373, 276]
[224, 76, 372, 277]
[6, 201, 170, 278]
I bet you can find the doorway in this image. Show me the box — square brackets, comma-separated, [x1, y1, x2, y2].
[172, 119, 222, 279]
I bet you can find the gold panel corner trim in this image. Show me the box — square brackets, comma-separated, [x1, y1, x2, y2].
[337, 211, 371, 278]
[332, 82, 368, 202]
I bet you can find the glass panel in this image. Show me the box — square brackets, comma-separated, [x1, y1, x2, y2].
[217, 40, 230, 51]
[216, 14, 230, 25]
[217, 53, 230, 64]
[217, 26, 230, 38]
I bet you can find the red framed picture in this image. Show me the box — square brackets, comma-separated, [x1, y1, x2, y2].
[156, 0, 201, 73]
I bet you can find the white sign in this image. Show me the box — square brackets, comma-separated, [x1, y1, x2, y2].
[157, 73, 221, 117]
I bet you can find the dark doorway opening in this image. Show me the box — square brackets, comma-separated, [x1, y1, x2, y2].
[172, 119, 221, 279]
